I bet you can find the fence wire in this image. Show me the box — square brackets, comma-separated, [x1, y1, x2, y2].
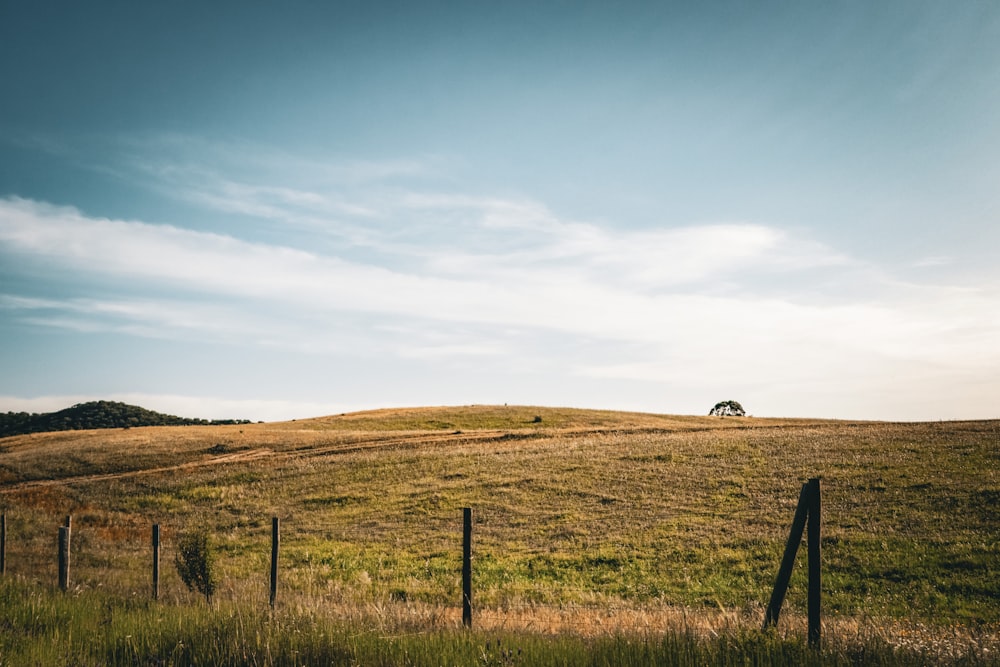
[0, 473, 994, 635]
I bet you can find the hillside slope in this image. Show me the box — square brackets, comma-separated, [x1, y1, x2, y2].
[0, 405, 996, 626]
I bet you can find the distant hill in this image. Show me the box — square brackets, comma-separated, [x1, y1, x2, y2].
[0, 400, 251, 437]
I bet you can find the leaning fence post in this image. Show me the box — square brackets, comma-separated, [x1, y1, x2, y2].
[462, 507, 472, 629]
[764, 482, 810, 628]
[152, 524, 160, 600]
[58, 525, 71, 591]
[270, 517, 279, 609]
[807, 477, 822, 647]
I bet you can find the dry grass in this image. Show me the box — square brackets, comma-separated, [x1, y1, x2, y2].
[0, 405, 997, 646]
[261, 595, 1000, 662]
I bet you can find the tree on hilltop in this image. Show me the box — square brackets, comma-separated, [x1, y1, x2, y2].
[709, 400, 746, 417]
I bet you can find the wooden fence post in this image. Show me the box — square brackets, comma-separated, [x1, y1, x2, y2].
[807, 477, 822, 647]
[1, 513, 6, 575]
[462, 507, 472, 629]
[64, 515, 72, 530]
[58, 525, 71, 591]
[152, 524, 160, 601]
[763, 483, 810, 628]
[270, 517, 279, 609]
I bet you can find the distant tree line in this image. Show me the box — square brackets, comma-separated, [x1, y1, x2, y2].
[0, 401, 252, 438]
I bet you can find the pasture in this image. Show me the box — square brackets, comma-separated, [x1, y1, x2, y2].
[0, 406, 997, 664]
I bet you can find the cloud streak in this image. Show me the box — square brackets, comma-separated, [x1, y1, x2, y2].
[2, 192, 999, 420]
[0, 196, 851, 345]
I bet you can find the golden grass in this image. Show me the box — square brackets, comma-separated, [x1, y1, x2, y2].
[0, 405, 997, 640]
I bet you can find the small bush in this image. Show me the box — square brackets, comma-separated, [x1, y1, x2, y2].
[174, 529, 217, 603]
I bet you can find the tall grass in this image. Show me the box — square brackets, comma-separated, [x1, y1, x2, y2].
[0, 578, 994, 666]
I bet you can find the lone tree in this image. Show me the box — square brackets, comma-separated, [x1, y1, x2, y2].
[709, 400, 746, 417]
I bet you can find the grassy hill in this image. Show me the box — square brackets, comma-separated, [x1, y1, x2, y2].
[0, 405, 997, 662]
[0, 400, 252, 437]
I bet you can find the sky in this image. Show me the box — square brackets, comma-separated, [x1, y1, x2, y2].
[1, 2, 999, 422]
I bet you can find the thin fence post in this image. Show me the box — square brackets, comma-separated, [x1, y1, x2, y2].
[270, 517, 279, 609]
[1, 513, 6, 575]
[58, 525, 71, 591]
[462, 507, 472, 629]
[152, 524, 160, 601]
[64, 515, 72, 530]
[763, 483, 810, 628]
[808, 477, 822, 647]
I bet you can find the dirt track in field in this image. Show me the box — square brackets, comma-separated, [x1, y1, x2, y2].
[0, 428, 546, 492]
[0, 413, 844, 494]
[0, 447, 277, 492]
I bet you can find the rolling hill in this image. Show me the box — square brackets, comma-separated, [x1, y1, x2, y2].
[0, 404, 997, 652]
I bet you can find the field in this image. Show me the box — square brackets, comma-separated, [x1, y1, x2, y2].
[0, 405, 997, 664]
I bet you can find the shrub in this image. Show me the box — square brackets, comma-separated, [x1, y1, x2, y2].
[174, 529, 217, 603]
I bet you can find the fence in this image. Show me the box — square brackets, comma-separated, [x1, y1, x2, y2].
[763, 477, 821, 646]
[0, 479, 822, 641]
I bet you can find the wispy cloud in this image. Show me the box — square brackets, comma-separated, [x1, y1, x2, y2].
[2, 186, 999, 420]
[0, 196, 837, 343]
[3, 193, 996, 345]
[911, 255, 953, 268]
[91, 137, 850, 295]
[399, 194, 851, 290]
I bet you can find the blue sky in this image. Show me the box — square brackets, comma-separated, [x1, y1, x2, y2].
[1, 2, 999, 421]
